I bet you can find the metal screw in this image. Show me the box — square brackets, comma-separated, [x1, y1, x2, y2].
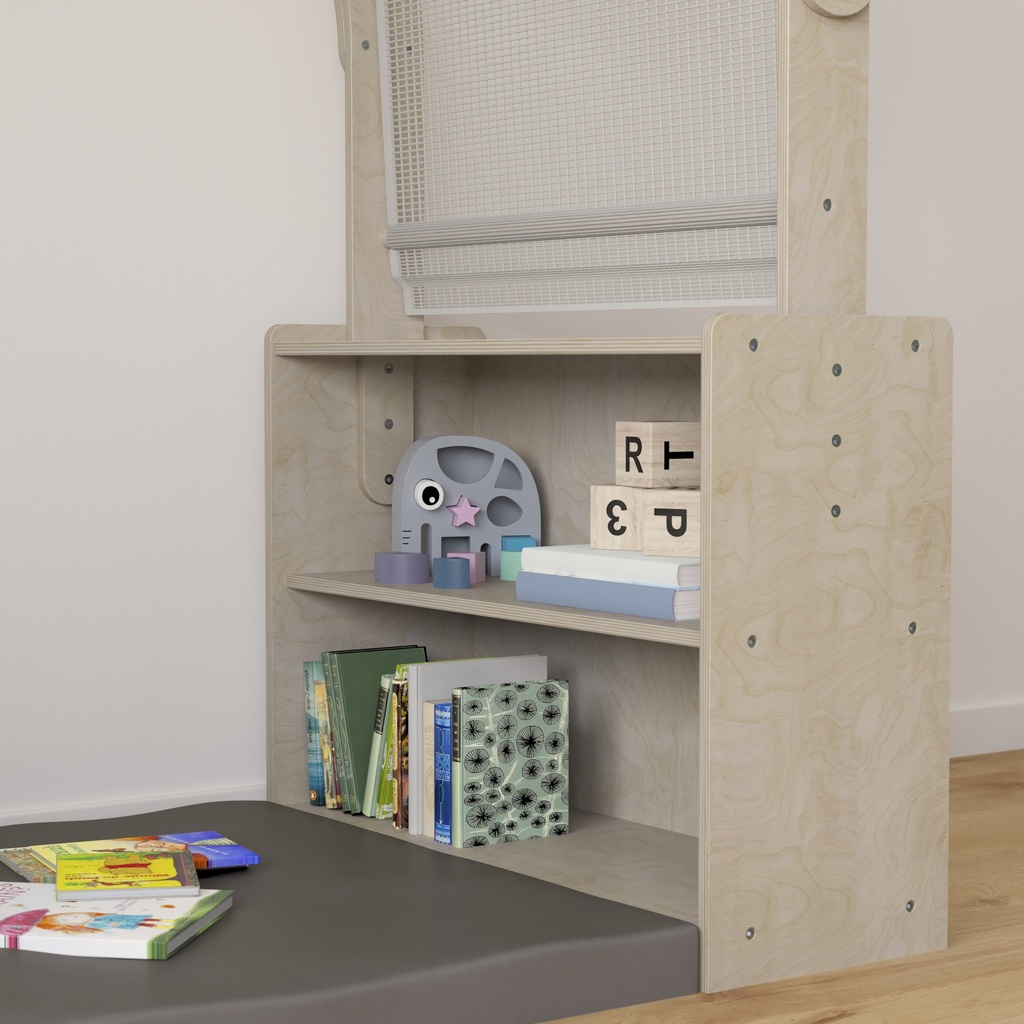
[911, 339, 920, 352]
[906, 900, 915, 913]
[747, 635, 757, 648]
[831, 505, 842, 518]
[384, 418, 394, 430]
[384, 363, 394, 374]
[832, 434, 842, 447]
[909, 622, 917, 634]
[749, 338, 758, 352]
[745, 927, 756, 940]
[832, 363, 842, 377]
[361, 39, 370, 50]
[384, 474, 394, 485]
[823, 198, 833, 212]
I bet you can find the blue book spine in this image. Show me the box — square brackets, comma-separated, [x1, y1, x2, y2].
[303, 661, 326, 806]
[515, 570, 698, 621]
[434, 701, 452, 845]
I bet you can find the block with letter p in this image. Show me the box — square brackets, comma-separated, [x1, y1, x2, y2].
[615, 421, 701, 489]
[641, 489, 701, 557]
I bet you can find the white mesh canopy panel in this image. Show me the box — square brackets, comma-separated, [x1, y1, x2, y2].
[379, 0, 778, 315]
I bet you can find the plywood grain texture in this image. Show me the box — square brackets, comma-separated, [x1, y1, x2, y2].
[699, 313, 952, 990]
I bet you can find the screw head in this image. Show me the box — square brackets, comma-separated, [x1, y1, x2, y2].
[384, 418, 394, 430]
[906, 900, 915, 913]
[361, 39, 370, 50]
[745, 927, 756, 940]
[831, 434, 842, 447]
[911, 339, 920, 352]
[384, 474, 394, 485]
[823, 198, 833, 212]
[749, 338, 759, 352]
[909, 622, 917, 634]
[832, 363, 843, 377]
[747, 635, 757, 648]
[831, 505, 842, 518]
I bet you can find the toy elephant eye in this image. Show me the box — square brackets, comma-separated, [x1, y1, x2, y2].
[413, 479, 445, 511]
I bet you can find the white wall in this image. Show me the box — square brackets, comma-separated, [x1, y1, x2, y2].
[867, 2, 1024, 756]
[0, 2, 1018, 825]
[0, 0, 344, 823]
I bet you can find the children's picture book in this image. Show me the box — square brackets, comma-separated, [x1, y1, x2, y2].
[55, 850, 200, 900]
[362, 673, 396, 817]
[0, 881, 232, 960]
[0, 831, 260, 885]
[303, 660, 327, 806]
[451, 678, 569, 848]
[433, 700, 452, 846]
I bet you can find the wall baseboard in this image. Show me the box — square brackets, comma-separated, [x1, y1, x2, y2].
[951, 701, 1024, 759]
[0, 784, 268, 828]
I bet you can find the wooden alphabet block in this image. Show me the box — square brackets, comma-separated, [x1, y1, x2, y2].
[590, 484, 641, 550]
[641, 489, 701, 557]
[615, 421, 701, 489]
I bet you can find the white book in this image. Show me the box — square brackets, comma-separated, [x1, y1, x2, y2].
[520, 544, 700, 588]
[402, 654, 548, 836]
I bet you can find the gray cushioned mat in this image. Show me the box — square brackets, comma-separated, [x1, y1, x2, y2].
[0, 801, 699, 1024]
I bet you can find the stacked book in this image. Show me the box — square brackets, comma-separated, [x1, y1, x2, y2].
[0, 830, 258, 960]
[304, 649, 570, 849]
[514, 544, 700, 622]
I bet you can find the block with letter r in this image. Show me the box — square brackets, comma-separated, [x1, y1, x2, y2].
[615, 421, 700, 489]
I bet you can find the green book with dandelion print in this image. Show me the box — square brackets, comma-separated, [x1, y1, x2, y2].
[451, 679, 569, 848]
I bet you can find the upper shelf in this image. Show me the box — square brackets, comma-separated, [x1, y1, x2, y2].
[267, 323, 703, 358]
[287, 571, 701, 648]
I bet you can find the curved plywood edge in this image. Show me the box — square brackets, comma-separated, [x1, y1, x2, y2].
[700, 313, 951, 990]
[803, 0, 869, 17]
[779, 0, 869, 315]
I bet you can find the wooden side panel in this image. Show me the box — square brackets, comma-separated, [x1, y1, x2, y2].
[699, 313, 952, 990]
[779, 0, 869, 315]
[335, 0, 422, 342]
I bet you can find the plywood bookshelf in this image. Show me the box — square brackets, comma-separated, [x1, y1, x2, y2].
[265, 0, 951, 994]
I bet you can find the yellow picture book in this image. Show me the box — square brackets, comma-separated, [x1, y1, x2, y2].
[54, 850, 201, 901]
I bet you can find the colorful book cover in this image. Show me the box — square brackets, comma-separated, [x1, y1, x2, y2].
[451, 679, 569, 848]
[321, 652, 354, 812]
[0, 881, 232, 960]
[314, 677, 343, 809]
[304, 660, 327, 806]
[1, 831, 259, 885]
[433, 701, 452, 846]
[55, 850, 200, 900]
[362, 673, 395, 817]
[374, 693, 396, 821]
[391, 675, 409, 829]
[324, 645, 427, 816]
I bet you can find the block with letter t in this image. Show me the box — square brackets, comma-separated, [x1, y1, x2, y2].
[615, 421, 700, 489]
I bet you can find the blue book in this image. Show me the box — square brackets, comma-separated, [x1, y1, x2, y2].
[515, 570, 699, 622]
[303, 661, 326, 806]
[434, 702, 452, 845]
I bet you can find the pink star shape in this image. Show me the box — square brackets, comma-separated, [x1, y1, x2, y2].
[447, 494, 480, 527]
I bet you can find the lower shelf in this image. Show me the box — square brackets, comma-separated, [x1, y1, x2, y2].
[279, 799, 699, 924]
[287, 571, 701, 647]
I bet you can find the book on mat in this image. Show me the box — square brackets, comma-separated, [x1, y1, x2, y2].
[0, 881, 232, 960]
[55, 850, 200, 900]
[519, 543, 700, 588]
[516, 570, 699, 622]
[0, 831, 259, 885]
[397, 654, 548, 836]
[451, 678, 568, 848]
[322, 645, 427, 815]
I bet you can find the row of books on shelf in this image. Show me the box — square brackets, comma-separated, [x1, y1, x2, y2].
[514, 544, 700, 622]
[0, 831, 259, 960]
[305, 649, 569, 847]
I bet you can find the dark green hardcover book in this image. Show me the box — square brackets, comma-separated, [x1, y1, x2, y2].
[323, 645, 427, 815]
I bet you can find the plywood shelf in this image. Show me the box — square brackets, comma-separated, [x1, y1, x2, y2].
[287, 571, 701, 648]
[282, 802, 699, 924]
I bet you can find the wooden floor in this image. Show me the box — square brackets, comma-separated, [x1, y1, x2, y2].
[553, 748, 1024, 1024]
